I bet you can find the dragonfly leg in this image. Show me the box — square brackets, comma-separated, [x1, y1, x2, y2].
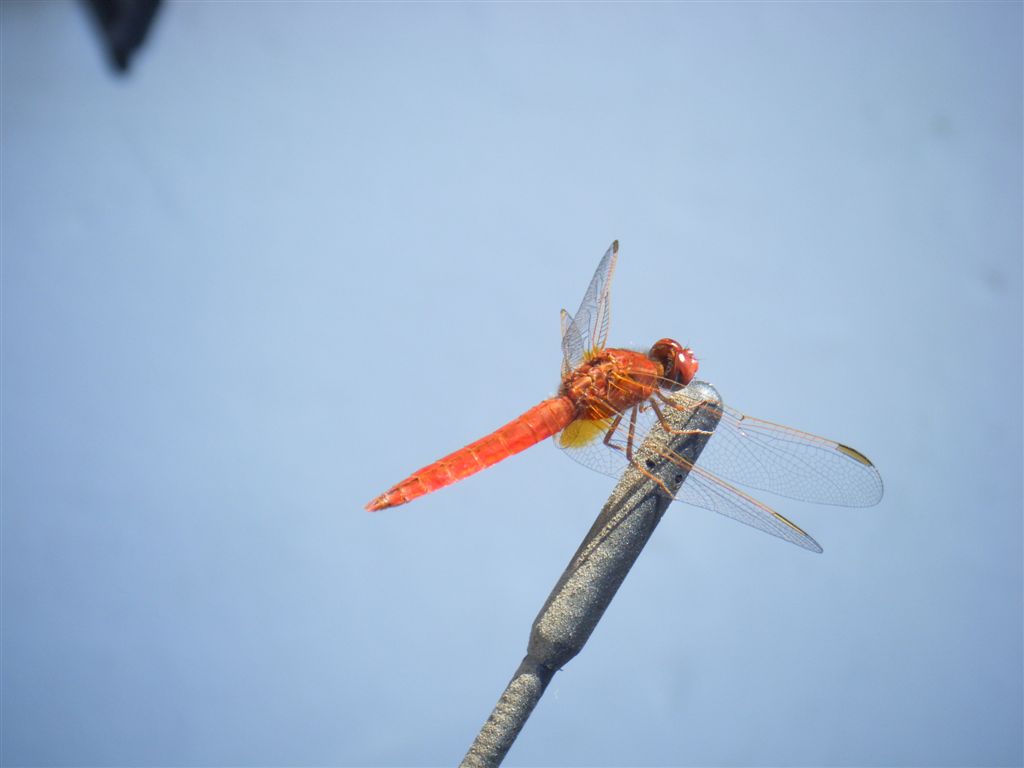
[650, 393, 715, 438]
[601, 412, 624, 450]
[625, 406, 639, 462]
[631, 450, 675, 498]
[601, 407, 644, 463]
[601, 404, 678, 497]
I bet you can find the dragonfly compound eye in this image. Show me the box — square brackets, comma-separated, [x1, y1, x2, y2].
[676, 346, 699, 386]
[650, 338, 698, 387]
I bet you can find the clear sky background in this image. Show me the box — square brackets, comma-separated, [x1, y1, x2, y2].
[2, 2, 1021, 766]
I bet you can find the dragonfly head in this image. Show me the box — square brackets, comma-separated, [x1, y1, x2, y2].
[650, 338, 698, 389]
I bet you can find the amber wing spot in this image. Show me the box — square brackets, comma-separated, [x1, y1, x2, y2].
[837, 443, 875, 466]
[559, 417, 613, 448]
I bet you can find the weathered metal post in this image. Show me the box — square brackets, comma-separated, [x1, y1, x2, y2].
[460, 381, 722, 767]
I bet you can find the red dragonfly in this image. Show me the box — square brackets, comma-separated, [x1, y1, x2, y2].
[367, 242, 883, 551]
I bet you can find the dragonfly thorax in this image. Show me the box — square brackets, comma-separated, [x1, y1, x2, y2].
[560, 348, 663, 421]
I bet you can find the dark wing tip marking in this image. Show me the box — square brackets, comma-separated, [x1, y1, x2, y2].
[837, 443, 874, 467]
[775, 512, 824, 553]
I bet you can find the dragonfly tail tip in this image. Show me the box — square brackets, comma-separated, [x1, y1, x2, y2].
[365, 496, 388, 512]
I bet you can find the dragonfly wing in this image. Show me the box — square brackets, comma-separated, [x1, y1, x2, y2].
[691, 405, 885, 507]
[557, 401, 822, 551]
[557, 415, 633, 479]
[561, 241, 618, 371]
[675, 464, 823, 552]
[560, 309, 576, 378]
[554, 383, 876, 551]
[560, 308, 572, 339]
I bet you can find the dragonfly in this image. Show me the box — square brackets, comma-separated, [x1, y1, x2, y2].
[366, 241, 883, 552]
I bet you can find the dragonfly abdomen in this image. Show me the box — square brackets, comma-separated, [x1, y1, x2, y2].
[366, 396, 576, 510]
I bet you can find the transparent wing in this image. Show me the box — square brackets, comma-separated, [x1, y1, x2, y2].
[560, 309, 574, 378]
[561, 241, 618, 372]
[674, 462, 823, 552]
[701, 407, 884, 507]
[556, 381, 882, 551]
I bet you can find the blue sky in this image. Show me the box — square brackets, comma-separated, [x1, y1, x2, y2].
[2, 2, 1021, 766]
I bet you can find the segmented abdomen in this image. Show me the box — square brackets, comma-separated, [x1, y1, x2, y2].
[366, 396, 576, 510]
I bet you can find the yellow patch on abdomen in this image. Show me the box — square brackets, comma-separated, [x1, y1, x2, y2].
[558, 417, 613, 448]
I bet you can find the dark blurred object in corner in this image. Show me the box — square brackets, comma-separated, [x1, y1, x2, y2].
[85, 0, 161, 73]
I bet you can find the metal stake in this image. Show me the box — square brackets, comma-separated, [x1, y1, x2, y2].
[460, 381, 723, 767]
